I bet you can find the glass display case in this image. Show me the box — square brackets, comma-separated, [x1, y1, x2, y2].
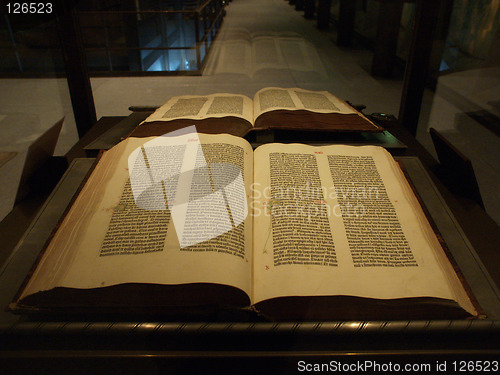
[0, 0, 498, 372]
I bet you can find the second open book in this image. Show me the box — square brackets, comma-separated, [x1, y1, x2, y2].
[132, 87, 383, 137]
[13, 132, 479, 320]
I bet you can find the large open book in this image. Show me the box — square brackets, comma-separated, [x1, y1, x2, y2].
[205, 29, 328, 78]
[11, 132, 479, 320]
[131, 87, 383, 138]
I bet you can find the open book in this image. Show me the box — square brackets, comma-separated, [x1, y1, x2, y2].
[12, 132, 479, 320]
[131, 87, 383, 138]
[206, 31, 328, 79]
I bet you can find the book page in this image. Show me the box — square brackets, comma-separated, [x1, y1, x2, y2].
[21, 133, 254, 299]
[251, 36, 318, 73]
[252, 143, 475, 315]
[252, 37, 285, 71]
[142, 93, 254, 125]
[276, 38, 315, 72]
[253, 87, 358, 120]
[213, 39, 253, 76]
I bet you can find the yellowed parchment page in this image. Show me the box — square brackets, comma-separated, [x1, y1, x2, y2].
[22, 133, 254, 299]
[142, 93, 254, 125]
[252, 87, 357, 121]
[252, 143, 475, 315]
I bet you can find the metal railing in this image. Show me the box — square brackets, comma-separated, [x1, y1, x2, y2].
[78, 0, 225, 75]
[0, 0, 226, 76]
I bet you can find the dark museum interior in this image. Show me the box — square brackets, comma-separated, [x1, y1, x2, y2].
[0, 0, 499, 372]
